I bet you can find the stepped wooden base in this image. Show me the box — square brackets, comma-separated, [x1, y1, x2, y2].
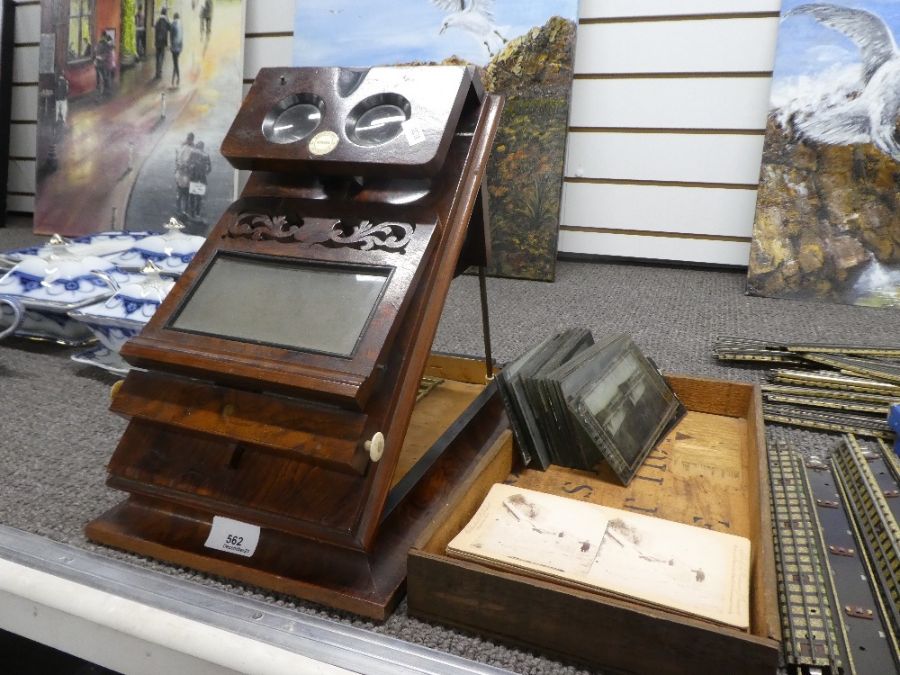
[87, 368, 506, 620]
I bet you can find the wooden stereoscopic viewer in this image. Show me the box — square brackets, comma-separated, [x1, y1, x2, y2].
[86, 66, 505, 619]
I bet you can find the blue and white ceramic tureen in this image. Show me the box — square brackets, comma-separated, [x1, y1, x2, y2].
[0, 254, 131, 345]
[68, 262, 176, 373]
[101, 219, 204, 275]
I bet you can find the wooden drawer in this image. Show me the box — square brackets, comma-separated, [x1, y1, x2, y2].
[408, 375, 780, 674]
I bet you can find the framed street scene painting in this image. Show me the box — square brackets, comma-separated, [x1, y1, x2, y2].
[747, 1, 900, 307]
[292, 0, 578, 281]
[34, 0, 246, 236]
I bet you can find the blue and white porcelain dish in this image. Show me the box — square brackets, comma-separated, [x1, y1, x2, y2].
[102, 229, 204, 275]
[0, 231, 153, 271]
[70, 344, 132, 375]
[0, 255, 129, 310]
[0, 301, 95, 346]
[68, 266, 175, 356]
[0, 296, 24, 342]
[73, 322, 140, 353]
[0, 255, 133, 345]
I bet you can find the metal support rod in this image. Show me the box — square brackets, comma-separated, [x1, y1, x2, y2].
[477, 265, 493, 379]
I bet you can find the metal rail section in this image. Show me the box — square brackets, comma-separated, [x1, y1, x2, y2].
[763, 405, 894, 439]
[716, 350, 807, 365]
[785, 345, 900, 358]
[803, 354, 900, 386]
[769, 441, 850, 674]
[772, 371, 900, 396]
[761, 384, 900, 406]
[877, 438, 900, 487]
[832, 436, 900, 655]
[762, 393, 889, 417]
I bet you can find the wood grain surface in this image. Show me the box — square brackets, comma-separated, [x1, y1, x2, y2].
[87, 67, 506, 619]
[409, 375, 780, 674]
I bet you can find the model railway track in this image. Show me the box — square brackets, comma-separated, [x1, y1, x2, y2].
[715, 336, 780, 350]
[715, 337, 900, 363]
[714, 337, 809, 364]
[772, 369, 900, 395]
[715, 350, 807, 365]
[761, 384, 900, 406]
[832, 436, 900, 646]
[786, 344, 900, 358]
[769, 441, 850, 674]
[877, 438, 900, 484]
[763, 393, 889, 416]
[803, 354, 900, 386]
[763, 404, 895, 439]
[715, 337, 900, 358]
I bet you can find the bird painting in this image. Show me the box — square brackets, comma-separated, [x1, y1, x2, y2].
[747, 1, 900, 308]
[784, 3, 900, 162]
[431, 0, 508, 56]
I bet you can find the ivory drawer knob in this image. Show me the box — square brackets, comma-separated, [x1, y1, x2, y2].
[365, 432, 385, 462]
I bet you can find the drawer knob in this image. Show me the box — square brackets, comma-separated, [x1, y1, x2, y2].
[365, 432, 385, 462]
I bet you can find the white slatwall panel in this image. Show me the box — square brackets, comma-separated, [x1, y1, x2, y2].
[561, 183, 760, 238]
[566, 132, 765, 185]
[12, 1, 38, 37]
[8, 2, 40, 211]
[559, 229, 751, 266]
[578, 0, 781, 18]
[8, 158, 34, 192]
[8, 122, 34, 156]
[7, 193, 34, 211]
[240, 0, 296, 188]
[573, 18, 778, 74]
[11, 85, 38, 119]
[244, 0, 294, 35]
[8, 0, 37, 212]
[559, 1, 781, 266]
[569, 78, 771, 130]
[243, 35, 292, 80]
[12, 44, 37, 81]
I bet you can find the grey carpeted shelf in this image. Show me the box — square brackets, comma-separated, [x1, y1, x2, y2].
[2, 216, 898, 674]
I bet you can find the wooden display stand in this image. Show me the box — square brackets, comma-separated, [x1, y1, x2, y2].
[86, 66, 505, 619]
[409, 376, 781, 674]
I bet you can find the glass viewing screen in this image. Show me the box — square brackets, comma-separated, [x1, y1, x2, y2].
[171, 255, 390, 357]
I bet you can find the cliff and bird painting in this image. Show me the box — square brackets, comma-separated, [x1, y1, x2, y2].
[748, 1, 900, 307]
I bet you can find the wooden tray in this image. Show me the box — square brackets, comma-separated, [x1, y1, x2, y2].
[408, 375, 780, 674]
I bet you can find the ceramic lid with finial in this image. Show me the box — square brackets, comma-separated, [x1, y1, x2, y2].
[102, 218, 205, 274]
[0, 253, 131, 309]
[0, 231, 153, 270]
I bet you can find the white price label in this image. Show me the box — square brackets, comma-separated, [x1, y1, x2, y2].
[403, 119, 425, 146]
[204, 516, 260, 557]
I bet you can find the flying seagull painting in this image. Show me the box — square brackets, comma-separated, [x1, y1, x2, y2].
[747, 1, 900, 308]
[293, 0, 579, 282]
[431, 0, 508, 56]
[785, 3, 900, 162]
